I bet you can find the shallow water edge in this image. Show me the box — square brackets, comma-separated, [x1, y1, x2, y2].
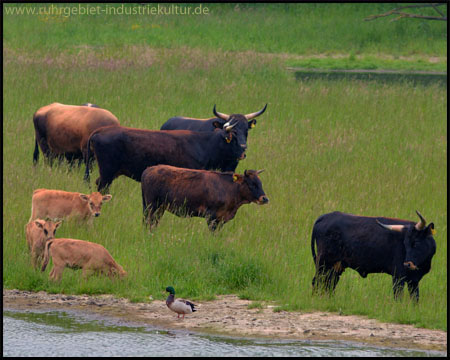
[4, 309, 447, 357]
[3, 289, 447, 354]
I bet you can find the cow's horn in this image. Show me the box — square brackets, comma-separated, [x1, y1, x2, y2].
[245, 104, 267, 120]
[415, 210, 426, 230]
[213, 105, 230, 121]
[256, 169, 265, 174]
[225, 122, 237, 132]
[376, 220, 404, 232]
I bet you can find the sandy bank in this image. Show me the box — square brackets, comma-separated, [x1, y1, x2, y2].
[3, 289, 446, 352]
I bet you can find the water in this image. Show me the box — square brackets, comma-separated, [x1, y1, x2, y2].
[292, 69, 447, 87]
[3, 309, 445, 357]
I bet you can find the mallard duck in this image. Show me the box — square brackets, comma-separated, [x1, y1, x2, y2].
[165, 286, 197, 319]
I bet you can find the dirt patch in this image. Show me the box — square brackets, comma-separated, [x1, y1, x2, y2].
[3, 289, 446, 353]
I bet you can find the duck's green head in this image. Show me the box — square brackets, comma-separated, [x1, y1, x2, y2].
[166, 286, 175, 295]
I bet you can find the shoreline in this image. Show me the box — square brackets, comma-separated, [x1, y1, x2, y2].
[3, 289, 447, 353]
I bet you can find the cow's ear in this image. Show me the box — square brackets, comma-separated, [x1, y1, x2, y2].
[79, 194, 89, 202]
[34, 220, 44, 229]
[224, 132, 232, 143]
[102, 194, 112, 202]
[213, 120, 224, 129]
[233, 174, 244, 183]
[248, 119, 257, 129]
[427, 223, 436, 235]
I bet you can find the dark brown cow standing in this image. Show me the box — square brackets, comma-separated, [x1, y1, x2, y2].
[33, 102, 120, 165]
[141, 165, 269, 231]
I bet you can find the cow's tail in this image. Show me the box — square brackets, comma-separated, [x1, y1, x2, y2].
[41, 240, 53, 272]
[84, 135, 92, 183]
[33, 137, 39, 165]
[32, 113, 41, 165]
[311, 226, 318, 265]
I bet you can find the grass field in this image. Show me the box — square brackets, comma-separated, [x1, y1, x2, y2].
[3, 3, 447, 331]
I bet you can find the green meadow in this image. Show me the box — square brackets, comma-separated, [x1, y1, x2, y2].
[3, 4, 447, 331]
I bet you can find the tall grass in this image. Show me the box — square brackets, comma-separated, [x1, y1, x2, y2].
[3, 4, 447, 331]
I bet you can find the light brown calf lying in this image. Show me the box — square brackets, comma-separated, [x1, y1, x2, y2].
[30, 189, 112, 221]
[41, 238, 127, 281]
[25, 219, 61, 269]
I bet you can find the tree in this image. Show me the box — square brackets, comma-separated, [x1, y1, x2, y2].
[365, 3, 447, 22]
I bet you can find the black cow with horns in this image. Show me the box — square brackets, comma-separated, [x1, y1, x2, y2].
[161, 104, 267, 154]
[84, 124, 246, 193]
[311, 210, 436, 302]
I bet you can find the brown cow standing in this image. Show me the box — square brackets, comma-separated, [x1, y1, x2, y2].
[25, 219, 61, 269]
[141, 165, 269, 231]
[41, 238, 127, 281]
[30, 189, 112, 222]
[32, 102, 119, 165]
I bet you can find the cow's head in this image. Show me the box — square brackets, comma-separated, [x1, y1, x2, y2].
[215, 122, 247, 163]
[79, 192, 112, 217]
[34, 219, 62, 241]
[233, 169, 269, 205]
[212, 104, 267, 153]
[376, 211, 436, 271]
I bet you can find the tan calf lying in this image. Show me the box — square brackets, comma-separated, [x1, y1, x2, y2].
[41, 238, 127, 281]
[30, 189, 112, 221]
[25, 219, 61, 269]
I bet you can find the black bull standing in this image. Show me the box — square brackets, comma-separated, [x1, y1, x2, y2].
[311, 211, 436, 301]
[84, 124, 246, 192]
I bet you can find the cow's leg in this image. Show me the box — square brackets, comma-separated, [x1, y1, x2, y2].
[312, 268, 321, 293]
[312, 262, 328, 294]
[94, 159, 116, 193]
[311, 275, 317, 291]
[31, 252, 38, 269]
[96, 164, 117, 194]
[311, 257, 322, 293]
[30, 244, 43, 269]
[142, 197, 153, 227]
[80, 140, 88, 168]
[35, 134, 52, 165]
[47, 153, 56, 167]
[65, 153, 75, 170]
[207, 218, 223, 232]
[407, 280, 419, 302]
[83, 149, 94, 171]
[82, 267, 95, 278]
[142, 200, 163, 230]
[313, 261, 341, 294]
[392, 276, 405, 300]
[148, 207, 164, 231]
[107, 266, 120, 279]
[324, 267, 341, 293]
[49, 265, 64, 281]
[57, 154, 65, 167]
[207, 218, 218, 231]
[97, 177, 112, 195]
[206, 213, 224, 232]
